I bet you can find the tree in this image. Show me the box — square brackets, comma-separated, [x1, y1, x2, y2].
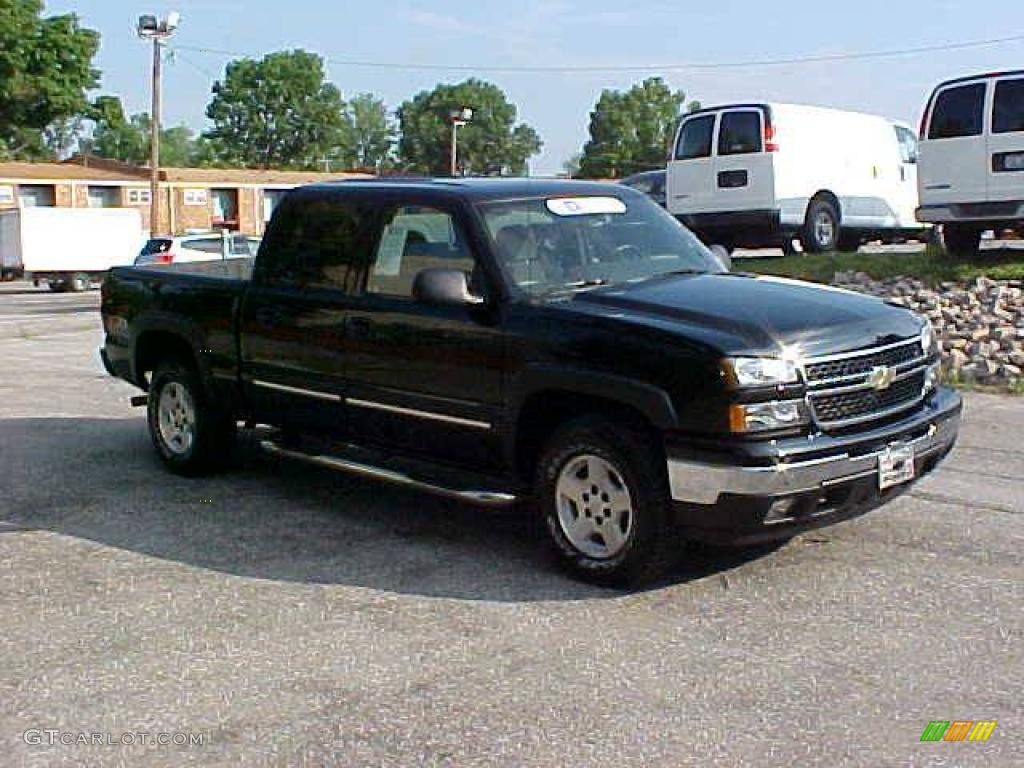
[397, 79, 541, 176]
[0, 0, 100, 159]
[86, 96, 201, 167]
[345, 93, 396, 171]
[578, 77, 692, 179]
[204, 49, 348, 170]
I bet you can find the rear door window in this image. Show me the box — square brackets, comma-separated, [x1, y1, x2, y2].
[717, 111, 762, 155]
[258, 197, 369, 293]
[675, 114, 715, 160]
[993, 78, 1024, 134]
[928, 83, 986, 139]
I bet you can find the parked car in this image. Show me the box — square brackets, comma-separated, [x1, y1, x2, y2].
[135, 232, 259, 266]
[667, 103, 926, 253]
[917, 70, 1024, 256]
[0, 207, 144, 291]
[619, 170, 666, 207]
[101, 179, 960, 584]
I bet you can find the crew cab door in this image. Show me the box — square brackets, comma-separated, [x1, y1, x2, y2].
[919, 80, 989, 205]
[239, 192, 377, 435]
[988, 76, 1024, 203]
[343, 199, 505, 470]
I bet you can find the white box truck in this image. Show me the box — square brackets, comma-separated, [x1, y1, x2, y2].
[0, 207, 145, 291]
[666, 102, 927, 253]
[917, 70, 1024, 256]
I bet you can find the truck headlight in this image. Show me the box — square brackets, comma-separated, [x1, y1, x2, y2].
[729, 399, 809, 433]
[722, 357, 800, 388]
[923, 362, 940, 393]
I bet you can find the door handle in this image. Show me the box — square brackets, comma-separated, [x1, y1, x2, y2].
[346, 316, 371, 338]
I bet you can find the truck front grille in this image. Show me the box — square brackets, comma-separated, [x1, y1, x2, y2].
[803, 338, 929, 430]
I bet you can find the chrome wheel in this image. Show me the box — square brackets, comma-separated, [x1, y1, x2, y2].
[555, 453, 634, 559]
[813, 210, 835, 249]
[157, 382, 196, 456]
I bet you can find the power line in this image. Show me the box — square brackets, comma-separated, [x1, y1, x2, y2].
[172, 33, 1024, 74]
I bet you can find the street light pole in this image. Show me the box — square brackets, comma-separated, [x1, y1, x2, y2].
[149, 37, 161, 237]
[137, 12, 180, 238]
[447, 107, 473, 177]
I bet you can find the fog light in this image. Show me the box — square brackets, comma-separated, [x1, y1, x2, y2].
[765, 497, 797, 523]
[923, 362, 940, 393]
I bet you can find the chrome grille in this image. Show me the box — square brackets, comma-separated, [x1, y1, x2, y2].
[803, 338, 929, 430]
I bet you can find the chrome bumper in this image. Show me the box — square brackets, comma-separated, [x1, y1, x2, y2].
[667, 402, 960, 505]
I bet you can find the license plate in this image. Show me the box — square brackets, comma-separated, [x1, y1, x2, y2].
[879, 443, 915, 490]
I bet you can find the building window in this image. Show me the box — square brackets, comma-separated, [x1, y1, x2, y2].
[0, 185, 15, 205]
[184, 188, 208, 206]
[127, 188, 151, 205]
[18, 185, 56, 207]
[87, 186, 120, 208]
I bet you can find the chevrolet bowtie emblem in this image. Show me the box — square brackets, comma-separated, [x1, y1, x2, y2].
[867, 365, 896, 391]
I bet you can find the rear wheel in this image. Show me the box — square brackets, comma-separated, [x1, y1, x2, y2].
[940, 224, 982, 259]
[535, 416, 674, 586]
[801, 198, 840, 253]
[147, 360, 236, 475]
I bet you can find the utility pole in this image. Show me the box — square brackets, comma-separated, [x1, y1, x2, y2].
[137, 12, 180, 238]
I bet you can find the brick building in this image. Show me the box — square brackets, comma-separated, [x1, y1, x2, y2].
[0, 159, 369, 236]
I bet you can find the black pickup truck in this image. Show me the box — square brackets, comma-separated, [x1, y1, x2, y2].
[101, 179, 961, 584]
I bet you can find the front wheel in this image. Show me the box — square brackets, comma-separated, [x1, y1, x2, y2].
[939, 224, 982, 259]
[535, 416, 674, 586]
[801, 198, 840, 253]
[147, 360, 235, 475]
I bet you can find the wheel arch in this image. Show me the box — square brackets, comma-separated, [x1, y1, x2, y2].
[133, 321, 211, 395]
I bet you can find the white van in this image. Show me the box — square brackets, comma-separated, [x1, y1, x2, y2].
[666, 103, 925, 253]
[917, 71, 1024, 256]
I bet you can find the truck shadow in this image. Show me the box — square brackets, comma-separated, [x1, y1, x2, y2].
[0, 417, 783, 602]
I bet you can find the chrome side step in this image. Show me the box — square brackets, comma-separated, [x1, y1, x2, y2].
[260, 439, 519, 508]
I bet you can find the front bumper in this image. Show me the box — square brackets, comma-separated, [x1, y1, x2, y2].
[666, 387, 961, 543]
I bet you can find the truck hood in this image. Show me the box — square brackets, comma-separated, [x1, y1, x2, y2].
[570, 272, 923, 357]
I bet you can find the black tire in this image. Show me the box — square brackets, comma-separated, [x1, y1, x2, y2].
[800, 197, 840, 253]
[534, 415, 674, 586]
[48, 281, 66, 293]
[939, 224, 981, 259]
[147, 359, 235, 476]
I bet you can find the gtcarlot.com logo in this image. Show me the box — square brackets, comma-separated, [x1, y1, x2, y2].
[920, 720, 997, 742]
[23, 729, 205, 747]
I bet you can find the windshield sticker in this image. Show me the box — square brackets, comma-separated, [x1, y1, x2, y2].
[545, 197, 627, 217]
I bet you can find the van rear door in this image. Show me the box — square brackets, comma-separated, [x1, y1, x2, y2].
[988, 76, 1024, 203]
[667, 112, 716, 216]
[920, 80, 989, 205]
[711, 107, 775, 213]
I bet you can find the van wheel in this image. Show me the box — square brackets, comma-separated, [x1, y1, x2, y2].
[535, 415, 673, 586]
[801, 198, 840, 253]
[940, 224, 981, 259]
[69, 273, 91, 292]
[147, 360, 236, 476]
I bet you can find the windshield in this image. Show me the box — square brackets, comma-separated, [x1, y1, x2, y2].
[479, 194, 720, 297]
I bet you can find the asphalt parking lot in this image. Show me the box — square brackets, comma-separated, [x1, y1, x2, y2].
[0, 282, 1021, 767]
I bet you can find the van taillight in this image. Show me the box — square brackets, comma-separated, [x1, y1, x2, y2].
[764, 122, 778, 152]
[157, 252, 174, 264]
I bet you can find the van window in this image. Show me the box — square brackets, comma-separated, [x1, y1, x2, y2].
[675, 115, 715, 160]
[928, 83, 986, 139]
[894, 125, 918, 163]
[718, 111, 762, 155]
[993, 79, 1024, 134]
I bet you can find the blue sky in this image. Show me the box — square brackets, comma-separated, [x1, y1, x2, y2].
[49, 0, 1024, 174]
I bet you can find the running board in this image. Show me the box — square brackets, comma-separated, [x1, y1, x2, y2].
[260, 439, 519, 508]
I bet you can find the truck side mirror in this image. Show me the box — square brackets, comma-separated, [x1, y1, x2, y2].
[412, 268, 484, 307]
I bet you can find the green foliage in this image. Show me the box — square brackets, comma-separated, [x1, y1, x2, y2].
[0, 0, 100, 159]
[86, 96, 202, 167]
[578, 77, 688, 179]
[204, 49, 348, 170]
[397, 78, 542, 176]
[739, 247, 1024, 285]
[343, 93, 396, 171]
